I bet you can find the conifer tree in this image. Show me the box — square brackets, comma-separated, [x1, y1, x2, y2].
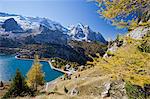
[26, 54, 45, 90]
[0, 81, 3, 87]
[3, 69, 32, 98]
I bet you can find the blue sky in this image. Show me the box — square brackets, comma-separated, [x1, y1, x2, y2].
[0, 0, 127, 40]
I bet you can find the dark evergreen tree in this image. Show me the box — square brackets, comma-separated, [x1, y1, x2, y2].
[2, 69, 34, 99]
[0, 81, 4, 87]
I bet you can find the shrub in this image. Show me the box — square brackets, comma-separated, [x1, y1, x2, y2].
[107, 51, 114, 56]
[125, 82, 150, 99]
[138, 43, 150, 53]
[138, 32, 150, 53]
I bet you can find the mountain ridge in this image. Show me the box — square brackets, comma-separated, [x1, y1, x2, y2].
[0, 12, 107, 44]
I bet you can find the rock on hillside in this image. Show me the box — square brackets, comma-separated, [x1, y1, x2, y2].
[104, 26, 150, 58]
[127, 26, 150, 39]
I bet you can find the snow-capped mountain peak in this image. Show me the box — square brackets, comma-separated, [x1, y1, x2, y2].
[67, 23, 106, 43]
[0, 12, 106, 44]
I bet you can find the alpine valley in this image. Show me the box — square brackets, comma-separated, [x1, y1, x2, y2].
[0, 12, 107, 64]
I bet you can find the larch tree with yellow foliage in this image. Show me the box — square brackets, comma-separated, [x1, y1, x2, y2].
[96, 0, 150, 29]
[26, 54, 45, 90]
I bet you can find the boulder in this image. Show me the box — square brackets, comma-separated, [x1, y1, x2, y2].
[101, 82, 111, 98]
[69, 87, 79, 96]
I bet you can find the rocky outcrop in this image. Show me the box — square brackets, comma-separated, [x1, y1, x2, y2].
[127, 26, 150, 39]
[101, 81, 128, 99]
[101, 82, 111, 98]
[69, 87, 79, 96]
[109, 81, 127, 99]
[104, 26, 150, 58]
[103, 42, 118, 58]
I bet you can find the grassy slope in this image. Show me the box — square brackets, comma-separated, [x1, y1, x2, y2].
[20, 29, 150, 99]
[41, 36, 150, 99]
[97, 36, 150, 86]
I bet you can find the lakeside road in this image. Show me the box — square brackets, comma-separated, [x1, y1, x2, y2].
[48, 61, 70, 74]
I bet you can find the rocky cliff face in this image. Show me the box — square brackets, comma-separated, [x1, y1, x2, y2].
[2, 18, 23, 33]
[67, 23, 106, 44]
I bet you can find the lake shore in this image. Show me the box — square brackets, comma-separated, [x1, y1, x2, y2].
[15, 55, 49, 62]
[15, 55, 68, 91]
[15, 55, 69, 74]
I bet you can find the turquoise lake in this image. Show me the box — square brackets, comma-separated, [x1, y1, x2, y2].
[0, 55, 63, 82]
